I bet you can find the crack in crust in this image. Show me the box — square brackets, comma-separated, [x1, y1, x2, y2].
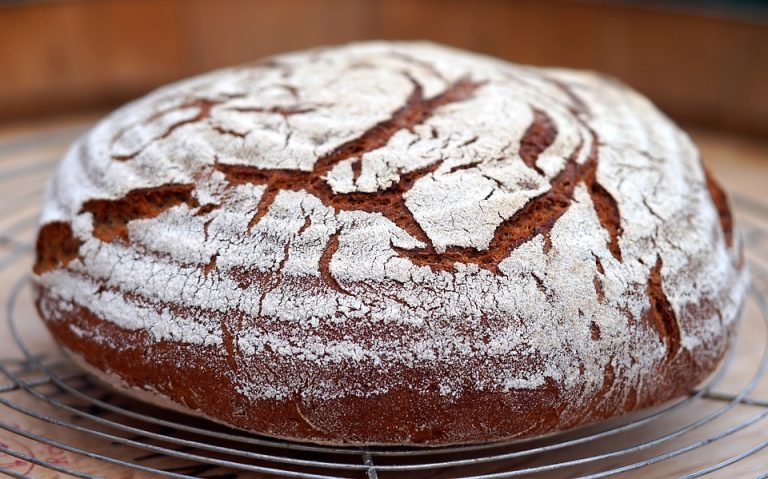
[519, 108, 557, 175]
[113, 98, 225, 162]
[217, 160, 438, 244]
[396, 131, 623, 271]
[227, 105, 317, 117]
[704, 168, 733, 248]
[211, 76, 487, 282]
[40, 71, 629, 285]
[589, 178, 623, 261]
[646, 257, 681, 361]
[545, 75, 591, 118]
[81, 184, 199, 242]
[34, 222, 83, 274]
[99, 76, 626, 277]
[319, 230, 349, 295]
[394, 144, 583, 273]
[312, 75, 484, 178]
[35, 185, 200, 275]
[211, 78, 624, 275]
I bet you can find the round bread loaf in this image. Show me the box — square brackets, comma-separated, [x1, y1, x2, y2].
[33, 42, 748, 446]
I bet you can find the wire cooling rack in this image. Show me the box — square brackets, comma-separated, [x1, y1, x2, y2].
[1, 125, 768, 479]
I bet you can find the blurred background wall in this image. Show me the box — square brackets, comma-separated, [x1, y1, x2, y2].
[0, 0, 767, 137]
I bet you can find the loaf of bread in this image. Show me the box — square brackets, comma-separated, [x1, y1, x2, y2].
[33, 42, 748, 446]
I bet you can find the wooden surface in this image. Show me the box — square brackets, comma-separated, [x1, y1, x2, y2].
[1, 0, 767, 137]
[0, 115, 767, 478]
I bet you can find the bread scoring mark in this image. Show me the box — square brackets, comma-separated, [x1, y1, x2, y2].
[81, 184, 198, 242]
[704, 168, 733, 248]
[34, 222, 83, 274]
[646, 257, 681, 361]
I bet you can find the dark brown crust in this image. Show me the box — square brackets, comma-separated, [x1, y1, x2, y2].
[646, 257, 682, 361]
[35, 285, 728, 445]
[313, 75, 483, 178]
[81, 184, 198, 243]
[519, 108, 557, 176]
[704, 168, 734, 248]
[589, 180, 623, 261]
[34, 222, 82, 275]
[318, 230, 349, 295]
[397, 131, 624, 268]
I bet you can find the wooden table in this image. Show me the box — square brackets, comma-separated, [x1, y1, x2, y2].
[0, 116, 766, 478]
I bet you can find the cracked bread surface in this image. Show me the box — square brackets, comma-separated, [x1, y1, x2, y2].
[33, 41, 748, 445]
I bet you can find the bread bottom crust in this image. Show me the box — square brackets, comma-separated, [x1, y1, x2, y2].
[37, 287, 735, 447]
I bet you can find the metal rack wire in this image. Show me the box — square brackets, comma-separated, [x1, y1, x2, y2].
[0, 126, 767, 478]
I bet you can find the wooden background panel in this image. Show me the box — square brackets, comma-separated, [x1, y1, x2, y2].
[0, 0, 191, 118]
[182, 0, 374, 68]
[0, 0, 766, 137]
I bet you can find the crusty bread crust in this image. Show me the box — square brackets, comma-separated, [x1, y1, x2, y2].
[33, 42, 748, 445]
